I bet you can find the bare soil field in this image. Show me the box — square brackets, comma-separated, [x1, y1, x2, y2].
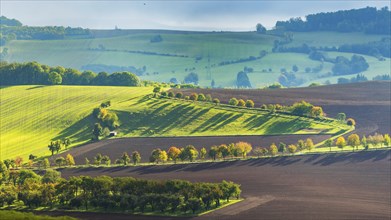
[172, 81, 391, 135]
[57, 134, 329, 164]
[55, 150, 391, 220]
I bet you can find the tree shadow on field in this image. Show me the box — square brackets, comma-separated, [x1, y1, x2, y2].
[311, 150, 391, 166]
[26, 85, 48, 90]
[53, 115, 93, 143]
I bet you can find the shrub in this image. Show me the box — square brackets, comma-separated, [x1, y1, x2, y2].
[161, 91, 167, 97]
[197, 93, 206, 101]
[228, 98, 239, 106]
[167, 91, 174, 97]
[189, 93, 198, 101]
[237, 99, 245, 107]
[346, 118, 356, 126]
[245, 100, 255, 108]
[213, 98, 220, 105]
[175, 92, 183, 98]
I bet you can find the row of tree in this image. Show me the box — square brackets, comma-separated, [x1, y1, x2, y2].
[331, 133, 390, 151]
[0, 168, 240, 215]
[0, 61, 140, 86]
[1, 16, 90, 45]
[274, 7, 390, 35]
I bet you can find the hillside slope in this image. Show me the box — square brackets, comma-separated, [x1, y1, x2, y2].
[1, 31, 389, 87]
[0, 85, 346, 160]
[174, 81, 391, 134]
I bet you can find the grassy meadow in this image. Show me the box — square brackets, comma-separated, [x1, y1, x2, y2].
[0, 85, 349, 161]
[2, 31, 389, 88]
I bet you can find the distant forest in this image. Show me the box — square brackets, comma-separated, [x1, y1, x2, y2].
[0, 16, 90, 45]
[0, 61, 140, 86]
[275, 7, 390, 34]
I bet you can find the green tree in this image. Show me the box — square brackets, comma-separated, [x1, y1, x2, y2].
[175, 92, 183, 98]
[150, 148, 162, 164]
[287, 145, 297, 155]
[197, 93, 206, 101]
[306, 138, 314, 151]
[237, 99, 245, 107]
[208, 146, 219, 161]
[228, 98, 239, 106]
[310, 106, 324, 117]
[0, 161, 9, 184]
[132, 151, 141, 165]
[337, 112, 346, 121]
[121, 152, 130, 165]
[159, 150, 168, 163]
[153, 87, 161, 96]
[185, 145, 199, 162]
[48, 71, 62, 85]
[200, 147, 207, 160]
[187, 198, 203, 214]
[48, 142, 56, 156]
[324, 139, 333, 152]
[55, 157, 66, 167]
[361, 135, 368, 150]
[297, 139, 305, 151]
[384, 134, 390, 146]
[92, 123, 102, 140]
[245, 100, 255, 108]
[101, 155, 111, 166]
[218, 144, 230, 160]
[235, 142, 252, 158]
[42, 169, 61, 184]
[278, 142, 286, 154]
[66, 154, 75, 166]
[256, 23, 267, 33]
[346, 118, 356, 126]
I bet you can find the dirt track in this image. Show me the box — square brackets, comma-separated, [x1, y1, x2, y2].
[56, 150, 391, 220]
[172, 81, 391, 135]
[57, 134, 330, 164]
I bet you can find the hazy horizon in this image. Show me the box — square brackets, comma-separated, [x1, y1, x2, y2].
[1, 0, 390, 31]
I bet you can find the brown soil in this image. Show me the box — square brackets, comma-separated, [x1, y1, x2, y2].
[171, 81, 391, 135]
[57, 134, 329, 164]
[53, 150, 391, 220]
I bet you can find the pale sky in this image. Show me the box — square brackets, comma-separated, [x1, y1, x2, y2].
[1, 0, 390, 31]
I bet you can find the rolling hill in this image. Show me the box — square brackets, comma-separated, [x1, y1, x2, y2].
[0, 85, 347, 161]
[1, 31, 389, 88]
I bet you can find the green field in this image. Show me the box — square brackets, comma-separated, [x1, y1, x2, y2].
[1, 31, 389, 88]
[0, 85, 349, 161]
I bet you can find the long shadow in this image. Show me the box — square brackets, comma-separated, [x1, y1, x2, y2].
[212, 113, 244, 131]
[244, 114, 272, 130]
[26, 85, 47, 90]
[53, 115, 93, 143]
[192, 112, 234, 133]
[60, 150, 391, 177]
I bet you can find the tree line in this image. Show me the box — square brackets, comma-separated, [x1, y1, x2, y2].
[0, 16, 90, 45]
[0, 61, 140, 86]
[158, 89, 325, 118]
[274, 7, 390, 35]
[0, 167, 240, 215]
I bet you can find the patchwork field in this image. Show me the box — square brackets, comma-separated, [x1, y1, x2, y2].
[1, 31, 389, 87]
[0, 85, 342, 161]
[58, 150, 391, 220]
[173, 81, 391, 135]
